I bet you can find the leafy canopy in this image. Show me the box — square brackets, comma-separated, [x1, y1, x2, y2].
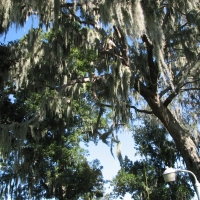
[0, 0, 200, 197]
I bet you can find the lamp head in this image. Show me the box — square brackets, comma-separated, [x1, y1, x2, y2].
[163, 166, 177, 182]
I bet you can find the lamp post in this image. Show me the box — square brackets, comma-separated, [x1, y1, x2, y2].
[163, 167, 200, 200]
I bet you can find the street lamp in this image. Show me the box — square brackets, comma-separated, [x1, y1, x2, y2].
[163, 167, 200, 200]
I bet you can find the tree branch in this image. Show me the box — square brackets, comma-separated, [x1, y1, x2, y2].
[94, 106, 104, 134]
[142, 34, 158, 93]
[98, 49, 128, 66]
[100, 102, 153, 114]
[163, 91, 178, 107]
[163, 79, 200, 106]
[159, 86, 172, 98]
[113, 26, 129, 66]
[128, 105, 153, 114]
[180, 88, 200, 91]
[58, 75, 105, 92]
[61, 3, 98, 28]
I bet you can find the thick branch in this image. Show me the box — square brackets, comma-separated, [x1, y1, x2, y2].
[163, 91, 178, 107]
[134, 77, 154, 100]
[142, 34, 158, 93]
[94, 106, 104, 133]
[163, 79, 200, 106]
[159, 86, 172, 98]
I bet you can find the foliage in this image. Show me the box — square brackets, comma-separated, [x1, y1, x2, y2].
[0, 42, 17, 87]
[112, 117, 194, 200]
[0, 130, 104, 199]
[0, 87, 105, 199]
[0, 30, 106, 199]
[0, 0, 200, 197]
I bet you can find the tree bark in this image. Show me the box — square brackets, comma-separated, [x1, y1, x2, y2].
[145, 93, 200, 181]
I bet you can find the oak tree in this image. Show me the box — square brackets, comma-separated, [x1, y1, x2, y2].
[0, 0, 200, 188]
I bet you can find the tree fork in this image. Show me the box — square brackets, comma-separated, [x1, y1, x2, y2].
[133, 78, 200, 181]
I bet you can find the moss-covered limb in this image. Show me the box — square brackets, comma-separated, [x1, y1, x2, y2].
[113, 26, 129, 66]
[141, 34, 159, 93]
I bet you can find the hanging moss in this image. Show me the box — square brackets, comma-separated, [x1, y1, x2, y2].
[0, 1, 200, 191]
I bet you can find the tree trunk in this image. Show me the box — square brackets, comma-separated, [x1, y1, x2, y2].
[134, 79, 200, 181]
[146, 94, 200, 181]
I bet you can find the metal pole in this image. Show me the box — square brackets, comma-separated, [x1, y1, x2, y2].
[176, 169, 200, 200]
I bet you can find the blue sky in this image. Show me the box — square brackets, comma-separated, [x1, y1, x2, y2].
[0, 16, 139, 199]
[82, 132, 138, 199]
